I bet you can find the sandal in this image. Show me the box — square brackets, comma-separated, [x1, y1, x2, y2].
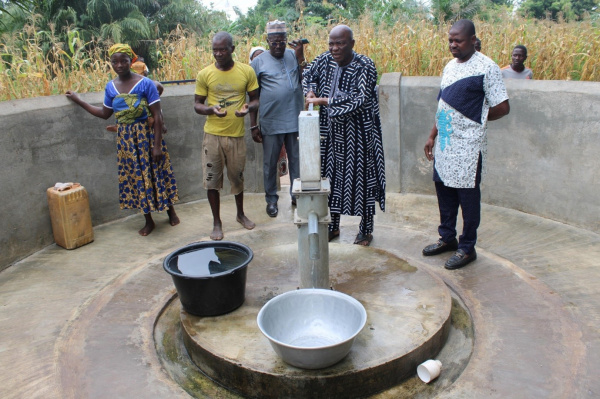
[328, 230, 340, 242]
[354, 233, 373, 246]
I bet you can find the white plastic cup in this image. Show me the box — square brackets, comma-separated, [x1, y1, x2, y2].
[417, 359, 442, 383]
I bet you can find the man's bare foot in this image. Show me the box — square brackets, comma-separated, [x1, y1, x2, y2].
[236, 215, 255, 230]
[167, 208, 180, 226]
[138, 220, 155, 236]
[210, 225, 224, 240]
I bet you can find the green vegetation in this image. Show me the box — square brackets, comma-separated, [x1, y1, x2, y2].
[0, 0, 599, 101]
[519, 0, 599, 21]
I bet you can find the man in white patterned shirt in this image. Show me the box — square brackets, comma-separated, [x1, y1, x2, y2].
[422, 19, 510, 270]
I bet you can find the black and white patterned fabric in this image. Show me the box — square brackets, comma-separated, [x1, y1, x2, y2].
[302, 51, 386, 217]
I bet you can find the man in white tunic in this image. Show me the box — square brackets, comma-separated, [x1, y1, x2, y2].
[422, 19, 510, 270]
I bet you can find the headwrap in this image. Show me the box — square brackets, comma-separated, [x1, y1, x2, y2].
[249, 46, 266, 62]
[266, 20, 287, 35]
[108, 43, 138, 63]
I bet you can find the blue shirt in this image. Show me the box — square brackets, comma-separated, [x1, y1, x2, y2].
[103, 77, 160, 124]
[251, 49, 304, 135]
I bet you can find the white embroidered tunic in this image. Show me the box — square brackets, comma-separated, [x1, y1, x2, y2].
[434, 51, 509, 188]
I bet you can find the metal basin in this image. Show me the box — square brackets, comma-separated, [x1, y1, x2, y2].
[257, 288, 367, 369]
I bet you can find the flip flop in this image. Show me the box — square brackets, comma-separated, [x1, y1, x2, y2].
[354, 233, 373, 246]
[328, 230, 340, 242]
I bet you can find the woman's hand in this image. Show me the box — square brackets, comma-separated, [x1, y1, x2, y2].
[65, 90, 80, 103]
[152, 146, 163, 163]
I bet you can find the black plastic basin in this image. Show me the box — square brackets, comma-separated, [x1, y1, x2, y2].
[163, 241, 253, 316]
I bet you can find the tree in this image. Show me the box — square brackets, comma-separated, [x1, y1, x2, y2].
[364, 0, 426, 25]
[430, 0, 487, 23]
[151, 0, 228, 37]
[489, 0, 513, 6]
[0, 0, 31, 15]
[2, 0, 228, 41]
[519, 0, 599, 20]
[1, 0, 229, 64]
[0, 0, 33, 29]
[235, 0, 301, 35]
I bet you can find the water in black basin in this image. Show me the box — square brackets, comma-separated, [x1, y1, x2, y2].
[168, 247, 248, 277]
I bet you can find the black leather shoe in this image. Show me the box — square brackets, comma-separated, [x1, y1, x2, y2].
[445, 249, 477, 270]
[422, 238, 458, 256]
[266, 203, 278, 217]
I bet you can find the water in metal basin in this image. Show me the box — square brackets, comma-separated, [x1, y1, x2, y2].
[288, 322, 344, 348]
[289, 335, 337, 347]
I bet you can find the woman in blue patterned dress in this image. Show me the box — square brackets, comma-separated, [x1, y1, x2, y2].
[66, 44, 179, 236]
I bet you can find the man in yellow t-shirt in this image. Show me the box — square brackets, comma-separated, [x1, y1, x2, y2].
[194, 31, 259, 241]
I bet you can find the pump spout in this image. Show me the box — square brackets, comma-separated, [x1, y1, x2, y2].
[308, 211, 320, 260]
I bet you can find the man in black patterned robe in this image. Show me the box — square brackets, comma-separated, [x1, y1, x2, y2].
[302, 25, 386, 246]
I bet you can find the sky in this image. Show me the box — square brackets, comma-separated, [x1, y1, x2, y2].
[200, 0, 258, 19]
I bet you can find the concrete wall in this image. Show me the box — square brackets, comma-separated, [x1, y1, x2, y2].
[2, 76, 599, 269]
[0, 84, 264, 270]
[379, 74, 600, 234]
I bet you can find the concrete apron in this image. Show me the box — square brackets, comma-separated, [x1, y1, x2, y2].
[1, 193, 599, 398]
[178, 242, 451, 398]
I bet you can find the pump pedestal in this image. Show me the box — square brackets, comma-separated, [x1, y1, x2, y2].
[293, 178, 330, 288]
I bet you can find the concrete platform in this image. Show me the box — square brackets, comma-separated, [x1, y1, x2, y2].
[180, 243, 451, 398]
[1, 192, 599, 398]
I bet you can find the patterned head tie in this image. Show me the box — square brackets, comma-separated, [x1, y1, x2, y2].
[108, 43, 138, 63]
[266, 20, 287, 35]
